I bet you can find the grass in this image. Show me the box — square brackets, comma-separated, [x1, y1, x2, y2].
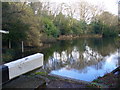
[34, 71, 48, 76]
[47, 76, 58, 80]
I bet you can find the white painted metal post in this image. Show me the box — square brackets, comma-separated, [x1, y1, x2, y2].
[9, 40, 11, 49]
[22, 41, 24, 53]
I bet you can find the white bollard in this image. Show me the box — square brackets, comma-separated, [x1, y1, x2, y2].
[1, 53, 44, 84]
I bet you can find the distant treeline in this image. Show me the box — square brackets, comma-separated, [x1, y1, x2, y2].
[2, 2, 119, 47]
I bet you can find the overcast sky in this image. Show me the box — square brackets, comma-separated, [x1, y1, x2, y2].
[47, 0, 118, 15]
[3, 0, 118, 15]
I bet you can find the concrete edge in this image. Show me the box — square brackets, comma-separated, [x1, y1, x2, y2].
[48, 73, 109, 88]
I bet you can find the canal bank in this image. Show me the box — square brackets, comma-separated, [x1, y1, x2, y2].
[37, 67, 119, 88]
[2, 66, 119, 89]
[2, 37, 119, 89]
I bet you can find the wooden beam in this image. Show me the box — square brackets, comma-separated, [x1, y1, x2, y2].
[0, 53, 44, 84]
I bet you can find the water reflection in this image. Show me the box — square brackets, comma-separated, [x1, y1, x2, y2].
[43, 38, 119, 81]
[44, 45, 104, 72]
[48, 51, 118, 81]
[2, 38, 119, 81]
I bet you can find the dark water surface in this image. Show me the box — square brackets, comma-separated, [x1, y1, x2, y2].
[2, 38, 119, 81]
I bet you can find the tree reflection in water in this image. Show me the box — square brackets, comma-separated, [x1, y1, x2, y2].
[43, 38, 119, 81]
[44, 45, 104, 72]
[3, 38, 118, 81]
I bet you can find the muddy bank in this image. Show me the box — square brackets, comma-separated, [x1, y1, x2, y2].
[57, 34, 102, 40]
[92, 73, 119, 88]
[92, 66, 120, 88]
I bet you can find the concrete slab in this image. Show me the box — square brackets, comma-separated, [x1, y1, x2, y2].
[2, 75, 45, 89]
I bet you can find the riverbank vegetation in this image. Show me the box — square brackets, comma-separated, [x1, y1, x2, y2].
[2, 1, 119, 48]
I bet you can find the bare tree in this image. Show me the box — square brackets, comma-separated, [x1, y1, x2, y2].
[77, 1, 91, 22]
[90, 3, 105, 22]
[77, 0, 104, 23]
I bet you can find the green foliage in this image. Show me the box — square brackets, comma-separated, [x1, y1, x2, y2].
[3, 20, 29, 42]
[79, 20, 87, 34]
[2, 3, 29, 41]
[42, 17, 59, 38]
[34, 71, 48, 76]
[102, 26, 118, 37]
[90, 19, 118, 37]
[2, 2, 41, 47]
[71, 20, 83, 35]
[90, 21, 103, 34]
[2, 2, 118, 49]
[54, 13, 77, 35]
[2, 49, 15, 62]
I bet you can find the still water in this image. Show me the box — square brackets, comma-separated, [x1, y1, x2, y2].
[3, 38, 119, 81]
